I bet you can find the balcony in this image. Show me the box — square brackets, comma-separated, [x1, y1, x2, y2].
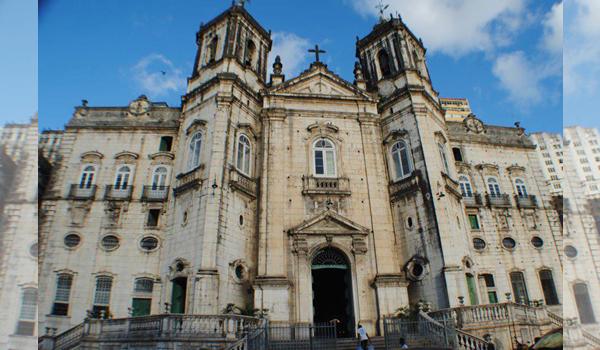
[486, 193, 512, 207]
[516, 194, 538, 209]
[302, 176, 351, 196]
[68, 184, 97, 200]
[104, 185, 133, 201]
[173, 165, 204, 196]
[389, 170, 422, 200]
[229, 169, 258, 199]
[141, 186, 169, 201]
[462, 193, 483, 207]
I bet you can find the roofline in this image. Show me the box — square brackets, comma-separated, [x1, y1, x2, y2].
[198, 4, 272, 44]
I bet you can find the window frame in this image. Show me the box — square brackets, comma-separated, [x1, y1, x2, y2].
[312, 138, 337, 178]
[514, 178, 528, 198]
[390, 140, 413, 181]
[79, 165, 97, 189]
[377, 49, 392, 78]
[52, 274, 74, 316]
[236, 134, 252, 176]
[187, 132, 203, 171]
[437, 142, 450, 174]
[459, 175, 473, 197]
[151, 166, 169, 189]
[486, 177, 501, 197]
[93, 275, 114, 317]
[113, 165, 132, 189]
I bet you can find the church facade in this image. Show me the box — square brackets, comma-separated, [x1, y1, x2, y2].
[39, 4, 566, 342]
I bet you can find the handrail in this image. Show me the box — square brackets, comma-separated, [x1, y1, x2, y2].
[546, 310, 563, 327]
[419, 311, 488, 350]
[581, 328, 600, 347]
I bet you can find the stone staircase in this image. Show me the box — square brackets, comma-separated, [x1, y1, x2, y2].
[335, 336, 451, 350]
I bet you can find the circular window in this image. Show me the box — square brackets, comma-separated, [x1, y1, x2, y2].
[64, 234, 81, 248]
[565, 245, 578, 258]
[531, 236, 544, 248]
[239, 215, 244, 226]
[412, 263, 424, 277]
[406, 217, 414, 229]
[29, 242, 38, 258]
[235, 265, 245, 280]
[502, 237, 516, 249]
[140, 236, 159, 251]
[473, 238, 486, 250]
[176, 261, 185, 272]
[101, 235, 120, 251]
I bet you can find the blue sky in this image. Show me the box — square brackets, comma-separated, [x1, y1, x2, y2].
[0, 0, 37, 124]
[35, 0, 565, 132]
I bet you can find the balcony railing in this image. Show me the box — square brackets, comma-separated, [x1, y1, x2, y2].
[104, 185, 133, 200]
[462, 193, 483, 207]
[302, 176, 351, 196]
[389, 170, 421, 200]
[68, 184, 97, 200]
[485, 193, 512, 207]
[173, 165, 204, 196]
[142, 186, 169, 201]
[229, 169, 258, 198]
[515, 194, 538, 209]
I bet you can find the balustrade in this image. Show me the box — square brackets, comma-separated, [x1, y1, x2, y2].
[302, 176, 350, 195]
[141, 185, 169, 201]
[230, 169, 258, 198]
[104, 185, 133, 200]
[68, 184, 97, 200]
[516, 194, 538, 208]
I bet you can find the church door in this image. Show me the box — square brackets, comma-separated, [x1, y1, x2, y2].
[171, 277, 187, 314]
[466, 274, 479, 305]
[311, 247, 355, 338]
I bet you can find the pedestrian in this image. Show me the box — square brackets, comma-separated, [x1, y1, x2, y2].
[399, 337, 409, 349]
[357, 324, 369, 350]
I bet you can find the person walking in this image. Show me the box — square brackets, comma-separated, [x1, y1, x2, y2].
[399, 337, 409, 349]
[357, 324, 370, 350]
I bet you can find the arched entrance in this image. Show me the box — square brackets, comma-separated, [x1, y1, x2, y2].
[311, 247, 355, 337]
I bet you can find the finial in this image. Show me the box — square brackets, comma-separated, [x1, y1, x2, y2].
[375, 0, 389, 22]
[354, 61, 364, 81]
[81, 99, 88, 107]
[514, 121, 521, 128]
[273, 55, 283, 75]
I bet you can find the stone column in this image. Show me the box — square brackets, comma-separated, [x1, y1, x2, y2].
[293, 236, 312, 323]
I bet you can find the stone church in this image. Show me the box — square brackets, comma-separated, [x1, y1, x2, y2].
[39, 3, 569, 346]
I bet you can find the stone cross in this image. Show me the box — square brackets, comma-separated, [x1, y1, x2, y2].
[308, 45, 326, 62]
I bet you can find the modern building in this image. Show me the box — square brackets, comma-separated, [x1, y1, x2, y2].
[37, 4, 581, 349]
[564, 126, 600, 196]
[529, 132, 564, 195]
[0, 118, 39, 350]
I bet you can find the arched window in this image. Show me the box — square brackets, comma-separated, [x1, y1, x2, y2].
[487, 177, 501, 197]
[437, 143, 450, 173]
[79, 165, 96, 189]
[93, 276, 113, 318]
[574, 283, 596, 324]
[245, 40, 256, 67]
[15, 287, 37, 335]
[114, 166, 131, 189]
[391, 140, 412, 180]
[52, 274, 73, 316]
[152, 167, 168, 189]
[539, 269, 559, 306]
[313, 138, 336, 177]
[207, 36, 218, 63]
[377, 49, 392, 78]
[188, 132, 203, 170]
[459, 176, 473, 197]
[236, 134, 252, 175]
[515, 178, 528, 198]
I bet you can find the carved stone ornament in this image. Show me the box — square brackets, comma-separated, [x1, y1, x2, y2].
[129, 95, 151, 116]
[464, 114, 485, 134]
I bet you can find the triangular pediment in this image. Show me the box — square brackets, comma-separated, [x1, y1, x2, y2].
[288, 210, 369, 236]
[267, 63, 374, 101]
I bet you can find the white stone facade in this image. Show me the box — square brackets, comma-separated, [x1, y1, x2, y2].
[38, 4, 568, 344]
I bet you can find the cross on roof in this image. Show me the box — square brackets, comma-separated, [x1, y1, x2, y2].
[308, 45, 326, 63]
[375, 0, 389, 20]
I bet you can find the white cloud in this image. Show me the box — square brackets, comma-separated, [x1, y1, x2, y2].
[267, 32, 311, 77]
[348, 0, 526, 57]
[131, 54, 185, 97]
[541, 2, 563, 54]
[492, 51, 559, 107]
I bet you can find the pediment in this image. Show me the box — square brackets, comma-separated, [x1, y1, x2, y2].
[288, 210, 369, 236]
[268, 64, 374, 101]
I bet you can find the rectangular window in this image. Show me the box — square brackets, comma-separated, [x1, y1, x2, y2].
[539, 270, 559, 306]
[159, 136, 173, 152]
[52, 274, 73, 316]
[147, 209, 161, 227]
[132, 298, 152, 317]
[15, 288, 37, 336]
[452, 147, 463, 161]
[438, 143, 450, 174]
[510, 272, 530, 305]
[93, 276, 113, 318]
[468, 214, 480, 230]
[481, 274, 498, 304]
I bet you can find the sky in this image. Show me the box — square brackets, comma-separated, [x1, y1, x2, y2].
[0, 0, 37, 124]
[30, 0, 571, 133]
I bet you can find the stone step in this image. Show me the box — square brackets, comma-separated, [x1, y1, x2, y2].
[335, 336, 450, 350]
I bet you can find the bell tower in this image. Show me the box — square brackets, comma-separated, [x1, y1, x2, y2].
[189, 2, 272, 91]
[356, 14, 431, 96]
[356, 14, 474, 310]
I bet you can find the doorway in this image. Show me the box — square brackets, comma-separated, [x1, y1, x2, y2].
[311, 247, 355, 338]
[171, 277, 187, 314]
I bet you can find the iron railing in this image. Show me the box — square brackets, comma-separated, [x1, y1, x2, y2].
[141, 185, 169, 201]
[515, 194, 538, 208]
[68, 184, 97, 200]
[463, 193, 483, 207]
[104, 185, 133, 200]
[267, 322, 337, 350]
[485, 193, 512, 207]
